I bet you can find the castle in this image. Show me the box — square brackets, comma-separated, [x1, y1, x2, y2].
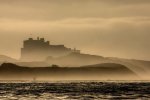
[21, 37, 80, 61]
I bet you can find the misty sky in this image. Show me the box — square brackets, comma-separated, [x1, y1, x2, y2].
[0, 0, 150, 60]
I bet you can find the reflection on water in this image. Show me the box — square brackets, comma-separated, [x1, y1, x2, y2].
[0, 81, 150, 99]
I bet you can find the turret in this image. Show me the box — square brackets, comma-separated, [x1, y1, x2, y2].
[37, 37, 39, 40]
[40, 38, 45, 42]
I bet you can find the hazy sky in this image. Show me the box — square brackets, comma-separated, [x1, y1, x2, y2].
[0, 0, 150, 60]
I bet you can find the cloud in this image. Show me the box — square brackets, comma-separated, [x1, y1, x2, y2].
[0, 17, 150, 60]
[0, 0, 150, 60]
[0, 0, 150, 20]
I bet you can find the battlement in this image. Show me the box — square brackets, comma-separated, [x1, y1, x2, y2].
[23, 37, 50, 49]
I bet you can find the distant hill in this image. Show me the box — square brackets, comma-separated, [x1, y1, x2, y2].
[46, 52, 104, 66]
[0, 53, 150, 80]
[0, 55, 17, 63]
[0, 63, 137, 80]
[106, 57, 150, 80]
[45, 53, 150, 80]
[15, 61, 50, 67]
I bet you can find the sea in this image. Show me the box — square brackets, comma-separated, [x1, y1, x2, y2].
[0, 80, 150, 100]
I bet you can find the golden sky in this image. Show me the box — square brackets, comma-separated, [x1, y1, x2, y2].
[0, 0, 150, 60]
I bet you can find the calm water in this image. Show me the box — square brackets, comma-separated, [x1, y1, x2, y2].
[0, 81, 150, 100]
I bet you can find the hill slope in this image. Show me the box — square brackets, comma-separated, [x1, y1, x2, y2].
[0, 55, 17, 63]
[0, 63, 137, 80]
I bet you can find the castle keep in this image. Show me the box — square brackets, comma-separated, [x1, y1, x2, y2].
[21, 37, 80, 61]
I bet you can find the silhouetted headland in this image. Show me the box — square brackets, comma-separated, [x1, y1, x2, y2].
[46, 52, 104, 66]
[0, 63, 137, 80]
[0, 37, 150, 80]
